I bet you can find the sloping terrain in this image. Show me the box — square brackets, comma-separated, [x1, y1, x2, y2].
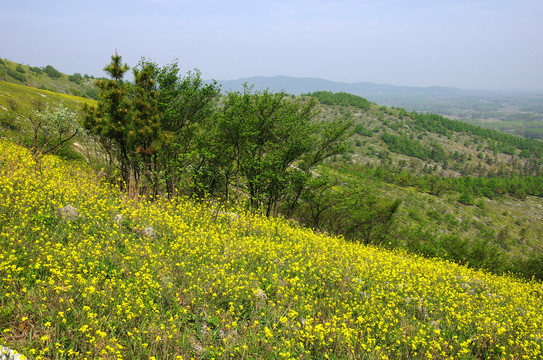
[1, 59, 543, 274]
[1, 140, 542, 359]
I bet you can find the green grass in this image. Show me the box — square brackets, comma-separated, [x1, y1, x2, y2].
[0, 59, 99, 99]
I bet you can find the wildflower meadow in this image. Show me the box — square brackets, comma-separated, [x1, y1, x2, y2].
[1, 139, 542, 359]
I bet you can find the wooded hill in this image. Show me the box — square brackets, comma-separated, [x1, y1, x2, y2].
[1, 56, 543, 280]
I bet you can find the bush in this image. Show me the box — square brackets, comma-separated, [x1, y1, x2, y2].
[44, 65, 62, 78]
[0, 113, 20, 131]
[15, 64, 25, 73]
[85, 88, 99, 100]
[354, 123, 372, 136]
[458, 191, 475, 205]
[7, 68, 26, 83]
[68, 73, 83, 84]
[511, 253, 543, 280]
[29, 66, 43, 75]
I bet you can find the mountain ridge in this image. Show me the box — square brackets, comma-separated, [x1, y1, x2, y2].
[216, 75, 465, 97]
[215, 75, 542, 97]
[214, 75, 543, 140]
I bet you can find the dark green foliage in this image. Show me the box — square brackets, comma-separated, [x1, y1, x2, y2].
[400, 228, 510, 274]
[458, 190, 475, 205]
[83, 54, 133, 188]
[360, 166, 543, 199]
[84, 55, 221, 195]
[512, 253, 543, 280]
[305, 91, 371, 110]
[15, 64, 25, 73]
[295, 174, 401, 246]
[7, 68, 26, 83]
[85, 87, 99, 99]
[467, 238, 505, 271]
[381, 133, 428, 160]
[29, 66, 43, 75]
[44, 65, 62, 78]
[439, 235, 469, 262]
[409, 111, 543, 158]
[354, 123, 372, 136]
[68, 73, 83, 84]
[212, 86, 352, 215]
[83, 55, 352, 215]
[152, 60, 221, 196]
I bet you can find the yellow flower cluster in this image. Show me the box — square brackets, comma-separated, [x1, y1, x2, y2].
[0, 139, 542, 359]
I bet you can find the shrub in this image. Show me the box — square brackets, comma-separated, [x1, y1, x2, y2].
[29, 66, 43, 75]
[0, 113, 19, 131]
[68, 73, 83, 84]
[458, 190, 475, 205]
[354, 123, 372, 136]
[7, 68, 26, 83]
[44, 64, 62, 78]
[85, 88, 99, 100]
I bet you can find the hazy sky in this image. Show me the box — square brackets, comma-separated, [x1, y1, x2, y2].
[2, 0, 542, 90]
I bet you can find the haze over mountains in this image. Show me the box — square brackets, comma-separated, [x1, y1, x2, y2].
[216, 75, 543, 139]
[216, 75, 543, 102]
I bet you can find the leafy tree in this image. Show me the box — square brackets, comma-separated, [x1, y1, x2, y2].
[29, 102, 79, 156]
[152, 61, 220, 196]
[83, 55, 220, 196]
[214, 86, 352, 216]
[297, 174, 402, 245]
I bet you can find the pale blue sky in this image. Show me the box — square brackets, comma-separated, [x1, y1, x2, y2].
[1, 0, 542, 90]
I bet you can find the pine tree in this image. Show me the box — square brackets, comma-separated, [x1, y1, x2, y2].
[83, 53, 133, 190]
[130, 61, 162, 195]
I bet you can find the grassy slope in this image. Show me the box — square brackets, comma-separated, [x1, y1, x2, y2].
[1, 140, 543, 359]
[0, 81, 96, 163]
[313, 102, 543, 256]
[0, 59, 98, 99]
[2, 76, 542, 261]
[327, 167, 543, 257]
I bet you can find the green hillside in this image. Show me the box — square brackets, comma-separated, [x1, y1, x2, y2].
[1, 139, 543, 359]
[2, 55, 543, 359]
[2, 57, 543, 277]
[0, 58, 99, 99]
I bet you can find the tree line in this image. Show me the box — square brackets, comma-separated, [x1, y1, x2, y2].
[357, 164, 543, 200]
[82, 54, 357, 218]
[405, 111, 543, 158]
[304, 91, 372, 110]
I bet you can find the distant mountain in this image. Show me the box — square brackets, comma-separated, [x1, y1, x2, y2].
[215, 76, 543, 140]
[215, 75, 466, 102]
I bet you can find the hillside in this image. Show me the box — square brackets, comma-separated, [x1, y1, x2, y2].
[1, 140, 543, 359]
[0, 58, 99, 99]
[2, 58, 543, 278]
[216, 75, 543, 140]
[287, 92, 543, 266]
